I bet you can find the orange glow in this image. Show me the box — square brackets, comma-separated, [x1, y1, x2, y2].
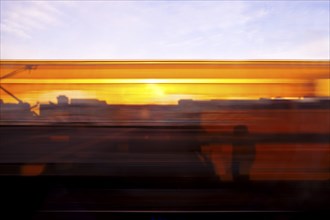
[0, 82, 316, 105]
[0, 78, 311, 84]
[202, 143, 330, 181]
[20, 164, 45, 176]
[1, 60, 329, 79]
[0, 60, 329, 104]
[316, 79, 330, 96]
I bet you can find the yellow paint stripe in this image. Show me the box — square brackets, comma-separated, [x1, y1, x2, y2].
[1, 78, 309, 84]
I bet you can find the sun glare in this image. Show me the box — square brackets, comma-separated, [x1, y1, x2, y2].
[0, 61, 328, 105]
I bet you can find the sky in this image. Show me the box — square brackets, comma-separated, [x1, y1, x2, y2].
[0, 0, 329, 60]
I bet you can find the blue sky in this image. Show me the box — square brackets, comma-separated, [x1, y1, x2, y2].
[0, 0, 329, 59]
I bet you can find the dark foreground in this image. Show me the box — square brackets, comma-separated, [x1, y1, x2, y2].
[0, 125, 329, 219]
[1, 175, 329, 219]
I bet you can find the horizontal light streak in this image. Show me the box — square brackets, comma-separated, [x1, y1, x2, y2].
[0, 78, 310, 84]
[1, 60, 329, 65]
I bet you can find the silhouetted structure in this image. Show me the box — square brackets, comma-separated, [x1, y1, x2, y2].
[0, 99, 34, 120]
[40, 95, 108, 122]
[231, 125, 256, 182]
[57, 95, 69, 106]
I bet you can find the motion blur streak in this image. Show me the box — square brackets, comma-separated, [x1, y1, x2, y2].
[1, 60, 329, 104]
[0, 61, 329, 215]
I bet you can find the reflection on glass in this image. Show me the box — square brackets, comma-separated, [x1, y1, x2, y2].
[0, 61, 329, 182]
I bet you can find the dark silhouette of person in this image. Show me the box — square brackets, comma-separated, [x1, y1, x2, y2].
[231, 125, 256, 182]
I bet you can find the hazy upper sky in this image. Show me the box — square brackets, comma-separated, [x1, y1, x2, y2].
[1, 0, 329, 60]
